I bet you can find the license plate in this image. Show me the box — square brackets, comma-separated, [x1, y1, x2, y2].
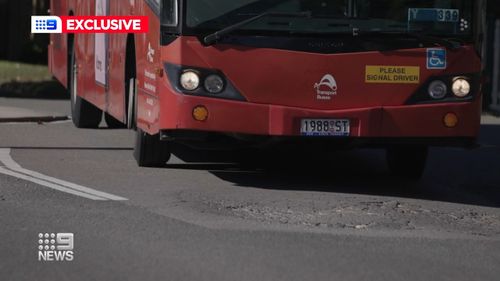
[300, 119, 350, 137]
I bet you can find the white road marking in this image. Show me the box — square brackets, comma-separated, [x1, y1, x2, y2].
[0, 148, 128, 201]
[0, 167, 106, 200]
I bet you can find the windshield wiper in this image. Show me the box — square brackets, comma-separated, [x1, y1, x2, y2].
[356, 30, 462, 50]
[203, 11, 312, 45]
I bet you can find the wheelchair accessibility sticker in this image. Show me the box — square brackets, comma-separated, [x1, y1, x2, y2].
[427, 48, 447, 70]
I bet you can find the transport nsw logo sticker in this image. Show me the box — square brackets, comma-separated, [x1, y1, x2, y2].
[147, 42, 155, 63]
[314, 74, 338, 100]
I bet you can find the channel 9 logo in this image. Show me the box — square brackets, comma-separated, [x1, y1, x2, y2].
[31, 16, 62, 33]
[38, 233, 74, 262]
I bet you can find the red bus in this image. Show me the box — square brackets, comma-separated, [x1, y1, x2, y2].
[49, 0, 486, 179]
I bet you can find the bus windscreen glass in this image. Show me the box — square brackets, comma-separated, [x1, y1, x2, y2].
[185, 0, 473, 38]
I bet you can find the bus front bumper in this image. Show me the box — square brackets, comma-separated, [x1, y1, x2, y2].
[159, 95, 481, 141]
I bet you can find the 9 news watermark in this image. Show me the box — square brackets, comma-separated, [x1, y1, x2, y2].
[38, 233, 74, 262]
[31, 16, 148, 34]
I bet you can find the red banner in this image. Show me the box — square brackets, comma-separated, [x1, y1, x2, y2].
[60, 16, 149, 33]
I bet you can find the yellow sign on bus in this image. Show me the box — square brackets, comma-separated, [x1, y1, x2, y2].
[365, 66, 420, 84]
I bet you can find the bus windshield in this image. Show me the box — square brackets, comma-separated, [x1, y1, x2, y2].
[185, 0, 473, 38]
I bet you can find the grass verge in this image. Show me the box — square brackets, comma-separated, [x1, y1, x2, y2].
[0, 60, 67, 99]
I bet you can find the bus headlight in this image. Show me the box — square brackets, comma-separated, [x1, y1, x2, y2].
[451, 78, 471, 98]
[428, 80, 447, 99]
[204, 74, 225, 94]
[180, 71, 200, 91]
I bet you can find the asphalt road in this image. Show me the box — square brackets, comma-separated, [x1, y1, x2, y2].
[0, 98, 499, 281]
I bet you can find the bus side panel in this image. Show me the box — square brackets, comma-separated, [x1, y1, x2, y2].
[135, 1, 162, 135]
[106, 31, 128, 123]
[76, 0, 106, 111]
[106, 1, 162, 126]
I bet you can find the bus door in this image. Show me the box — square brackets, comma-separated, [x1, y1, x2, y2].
[94, 0, 109, 109]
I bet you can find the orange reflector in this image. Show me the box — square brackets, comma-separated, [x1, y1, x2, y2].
[443, 113, 458, 128]
[193, 106, 209, 121]
[156, 68, 164, 78]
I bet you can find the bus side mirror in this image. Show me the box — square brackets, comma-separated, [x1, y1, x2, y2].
[160, 0, 180, 44]
[160, 0, 178, 28]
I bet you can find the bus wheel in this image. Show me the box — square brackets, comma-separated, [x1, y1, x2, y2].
[69, 50, 102, 128]
[105, 113, 126, 129]
[134, 128, 171, 167]
[386, 146, 428, 180]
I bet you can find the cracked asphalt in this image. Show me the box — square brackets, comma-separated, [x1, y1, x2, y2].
[0, 98, 499, 281]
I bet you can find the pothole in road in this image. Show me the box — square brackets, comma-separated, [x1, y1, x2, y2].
[199, 198, 500, 237]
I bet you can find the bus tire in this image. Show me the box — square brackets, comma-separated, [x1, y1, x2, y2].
[386, 146, 428, 180]
[134, 128, 171, 167]
[69, 48, 102, 129]
[105, 113, 126, 129]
